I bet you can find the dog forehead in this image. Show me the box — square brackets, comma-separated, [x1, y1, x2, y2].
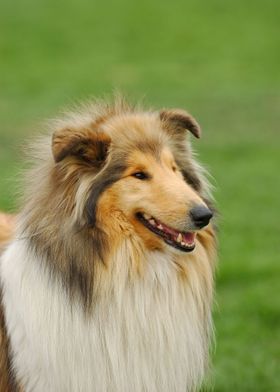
[102, 112, 172, 159]
[103, 112, 166, 141]
[125, 146, 175, 168]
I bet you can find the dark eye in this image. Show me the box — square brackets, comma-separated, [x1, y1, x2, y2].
[132, 171, 149, 180]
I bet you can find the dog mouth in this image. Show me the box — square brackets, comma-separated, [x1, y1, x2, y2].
[136, 212, 196, 252]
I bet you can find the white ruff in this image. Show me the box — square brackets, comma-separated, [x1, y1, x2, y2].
[1, 238, 212, 392]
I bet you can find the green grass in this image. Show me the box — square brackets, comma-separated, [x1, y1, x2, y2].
[0, 0, 279, 390]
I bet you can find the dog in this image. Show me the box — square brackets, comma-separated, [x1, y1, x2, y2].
[0, 97, 217, 392]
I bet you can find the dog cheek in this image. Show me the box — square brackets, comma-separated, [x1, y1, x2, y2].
[115, 181, 147, 213]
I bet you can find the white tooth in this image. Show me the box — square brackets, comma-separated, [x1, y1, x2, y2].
[158, 224, 163, 230]
[177, 233, 182, 243]
[181, 241, 185, 246]
[143, 213, 151, 220]
[149, 219, 156, 226]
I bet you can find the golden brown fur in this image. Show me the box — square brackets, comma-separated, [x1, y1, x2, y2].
[0, 213, 15, 253]
[19, 100, 215, 307]
[0, 97, 217, 391]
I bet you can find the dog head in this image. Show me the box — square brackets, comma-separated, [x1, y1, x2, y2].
[51, 105, 213, 254]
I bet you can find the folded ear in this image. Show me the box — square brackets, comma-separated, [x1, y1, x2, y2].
[159, 109, 201, 138]
[52, 127, 111, 166]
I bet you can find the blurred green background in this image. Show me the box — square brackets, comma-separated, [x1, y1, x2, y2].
[0, 0, 279, 390]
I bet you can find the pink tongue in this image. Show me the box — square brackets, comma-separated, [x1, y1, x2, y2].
[157, 220, 195, 244]
[183, 232, 195, 245]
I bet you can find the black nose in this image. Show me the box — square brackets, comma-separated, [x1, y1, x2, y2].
[190, 205, 213, 229]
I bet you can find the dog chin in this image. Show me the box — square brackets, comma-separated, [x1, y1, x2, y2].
[163, 239, 196, 255]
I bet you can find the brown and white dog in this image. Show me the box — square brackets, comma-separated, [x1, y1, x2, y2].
[0, 98, 217, 392]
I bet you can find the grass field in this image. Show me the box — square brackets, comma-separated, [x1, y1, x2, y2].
[0, 0, 279, 390]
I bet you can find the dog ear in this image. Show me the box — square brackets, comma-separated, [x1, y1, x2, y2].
[159, 109, 201, 139]
[52, 127, 111, 166]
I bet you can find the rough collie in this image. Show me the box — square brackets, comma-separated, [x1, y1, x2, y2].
[0, 98, 217, 392]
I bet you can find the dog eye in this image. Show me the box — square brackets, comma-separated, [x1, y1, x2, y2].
[132, 171, 149, 180]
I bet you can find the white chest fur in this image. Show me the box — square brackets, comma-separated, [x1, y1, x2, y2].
[1, 240, 212, 392]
